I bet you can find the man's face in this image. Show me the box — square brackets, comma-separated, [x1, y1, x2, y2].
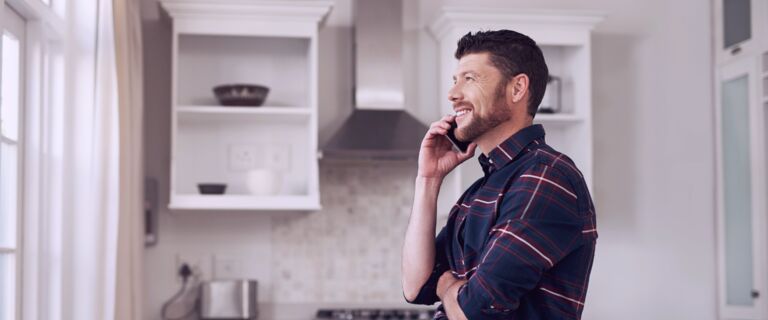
[449, 52, 511, 142]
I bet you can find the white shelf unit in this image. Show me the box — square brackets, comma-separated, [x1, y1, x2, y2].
[428, 8, 602, 216]
[162, 1, 332, 211]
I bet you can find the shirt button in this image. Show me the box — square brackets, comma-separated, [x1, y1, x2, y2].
[489, 159, 493, 163]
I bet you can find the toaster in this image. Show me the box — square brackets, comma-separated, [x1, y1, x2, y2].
[200, 280, 258, 319]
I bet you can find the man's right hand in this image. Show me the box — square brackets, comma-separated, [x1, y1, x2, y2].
[417, 115, 477, 179]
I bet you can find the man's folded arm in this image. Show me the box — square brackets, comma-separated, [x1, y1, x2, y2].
[453, 165, 585, 319]
[405, 227, 451, 305]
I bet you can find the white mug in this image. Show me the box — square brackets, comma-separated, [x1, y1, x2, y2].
[246, 169, 281, 195]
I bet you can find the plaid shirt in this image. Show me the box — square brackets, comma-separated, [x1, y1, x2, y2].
[408, 124, 597, 319]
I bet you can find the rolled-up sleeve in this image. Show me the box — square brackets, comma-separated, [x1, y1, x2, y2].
[405, 227, 451, 305]
[457, 164, 584, 319]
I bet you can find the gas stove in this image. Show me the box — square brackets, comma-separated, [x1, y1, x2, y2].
[314, 308, 435, 320]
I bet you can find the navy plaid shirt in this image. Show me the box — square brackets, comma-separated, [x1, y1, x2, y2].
[407, 124, 597, 319]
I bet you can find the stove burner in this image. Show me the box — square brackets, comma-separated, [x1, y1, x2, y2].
[314, 308, 435, 320]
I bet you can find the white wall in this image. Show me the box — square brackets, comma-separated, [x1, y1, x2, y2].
[142, 0, 717, 319]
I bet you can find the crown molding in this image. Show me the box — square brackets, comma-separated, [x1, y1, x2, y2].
[429, 7, 604, 40]
[161, 0, 333, 24]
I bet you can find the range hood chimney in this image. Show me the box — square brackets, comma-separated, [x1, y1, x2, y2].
[322, 0, 429, 160]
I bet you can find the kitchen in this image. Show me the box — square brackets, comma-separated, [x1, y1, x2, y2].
[0, 0, 761, 319]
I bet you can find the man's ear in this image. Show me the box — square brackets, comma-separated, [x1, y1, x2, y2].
[507, 74, 529, 104]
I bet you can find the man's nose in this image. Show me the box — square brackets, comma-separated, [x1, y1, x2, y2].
[448, 84, 462, 102]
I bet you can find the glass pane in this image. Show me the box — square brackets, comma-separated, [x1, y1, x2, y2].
[724, 0, 752, 48]
[0, 254, 16, 320]
[0, 142, 16, 248]
[1, 31, 20, 141]
[722, 74, 754, 306]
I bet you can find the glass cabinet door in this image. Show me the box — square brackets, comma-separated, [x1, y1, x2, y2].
[723, 0, 751, 50]
[717, 57, 766, 320]
[715, 0, 765, 64]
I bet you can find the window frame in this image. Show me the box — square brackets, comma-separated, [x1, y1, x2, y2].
[1, 5, 27, 320]
[0, 0, 65, 319]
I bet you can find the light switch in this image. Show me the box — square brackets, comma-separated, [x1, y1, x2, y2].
[267, 144, 291, 171]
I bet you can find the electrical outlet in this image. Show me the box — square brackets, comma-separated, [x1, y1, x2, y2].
[228, 144, 262, 171]
[174, 253, 210, 284]
[213, 255, 245, 279]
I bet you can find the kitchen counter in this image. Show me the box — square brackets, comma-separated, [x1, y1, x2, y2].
[258, 302, 435, 320]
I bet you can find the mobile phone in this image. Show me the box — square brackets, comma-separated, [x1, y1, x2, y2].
[446, 120, 470, 153]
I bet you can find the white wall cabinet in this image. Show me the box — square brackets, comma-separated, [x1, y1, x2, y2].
[161, 1, 332, 211]
[714, 0, 768, 65]
[428, 8, 602, 216]
[714, 0, 768, 318]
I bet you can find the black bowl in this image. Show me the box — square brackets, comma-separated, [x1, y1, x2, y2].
[197, 183, 227, 195]
[213, 84, 270, 106]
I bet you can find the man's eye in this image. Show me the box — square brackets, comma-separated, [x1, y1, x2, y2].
[465, 76, 474, 81]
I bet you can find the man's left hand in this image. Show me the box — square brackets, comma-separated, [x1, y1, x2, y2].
[436, 271, 459, 300]
[442, 279, 469, 320]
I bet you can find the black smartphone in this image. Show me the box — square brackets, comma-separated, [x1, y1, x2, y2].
[446, 120, 470, 153]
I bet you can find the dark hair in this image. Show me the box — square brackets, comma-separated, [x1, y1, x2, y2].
[455, 30, 548, 117]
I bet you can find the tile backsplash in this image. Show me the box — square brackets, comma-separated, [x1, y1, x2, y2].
[271, 161, 448, 303]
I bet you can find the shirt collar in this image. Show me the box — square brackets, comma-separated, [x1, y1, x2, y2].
[478, 124, 546, 173]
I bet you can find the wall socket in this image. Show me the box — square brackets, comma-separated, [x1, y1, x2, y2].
[228, 144, 263, 171]
[174, 253, 210, 284]
[229, 143, 291, 172]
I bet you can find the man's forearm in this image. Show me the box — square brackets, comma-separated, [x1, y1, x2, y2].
[402, 176, 443, 301]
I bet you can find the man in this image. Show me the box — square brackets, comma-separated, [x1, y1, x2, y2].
[402, 30, 597, 320]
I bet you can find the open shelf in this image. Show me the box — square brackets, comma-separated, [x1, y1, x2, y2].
[169, 194, 321, 211]
[177, 105, 312, 124]
[539, 45, 587, 115]
[177, 105, 311, 115]
[176, 34, 311, 107]
[534, 113, 585, 125]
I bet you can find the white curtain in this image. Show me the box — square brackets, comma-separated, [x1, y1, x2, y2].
[54, 0, 144, 319]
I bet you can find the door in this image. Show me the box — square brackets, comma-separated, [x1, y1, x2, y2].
[715, 56, 767, 319]
[0, 4, 26, 320]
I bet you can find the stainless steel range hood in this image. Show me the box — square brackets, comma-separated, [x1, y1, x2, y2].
[322, 0, 428, 160]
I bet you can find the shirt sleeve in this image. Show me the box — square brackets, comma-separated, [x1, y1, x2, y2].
[405, 226, 451, 305]
[457, 164, 585, 319]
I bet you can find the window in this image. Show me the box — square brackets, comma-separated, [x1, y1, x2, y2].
[1, 4, 25, 320]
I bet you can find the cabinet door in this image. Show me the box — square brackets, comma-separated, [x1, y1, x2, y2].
[715, 0, 766, 65]
[716, 57, 767, 319]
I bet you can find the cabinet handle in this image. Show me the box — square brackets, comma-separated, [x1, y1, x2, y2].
[752, 290, 760, 299]
[730, 46, 742, 55]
